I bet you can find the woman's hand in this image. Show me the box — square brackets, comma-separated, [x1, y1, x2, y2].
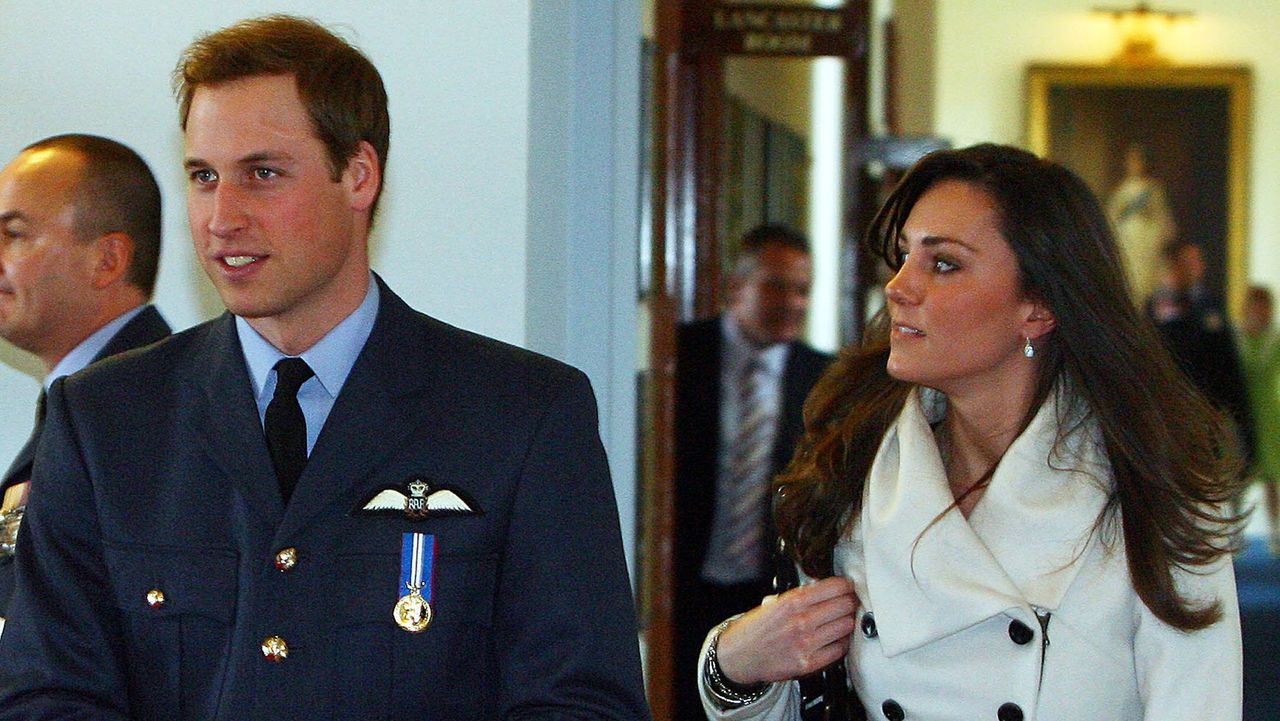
[715, 576, 859, 685]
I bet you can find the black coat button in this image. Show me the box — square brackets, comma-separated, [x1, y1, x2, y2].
[881, 699, 904, 720]
[1007, 619, 1034, 645]
[997, 702, 1024, 721]
[862, 612, 878, 639]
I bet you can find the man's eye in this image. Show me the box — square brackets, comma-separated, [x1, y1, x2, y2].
[253, 167, 278, 180]
[190, 169, 216, 184]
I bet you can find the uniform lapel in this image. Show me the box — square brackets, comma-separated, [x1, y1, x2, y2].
[860, 387, 1111, 657]
[0, 425, 38, 494]
[184, 315, 284, 538]
[274, 285, 437, 541]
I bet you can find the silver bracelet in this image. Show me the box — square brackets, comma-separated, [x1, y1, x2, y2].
[703, 620, 770, 710]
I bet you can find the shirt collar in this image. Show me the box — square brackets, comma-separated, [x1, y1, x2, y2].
[721, 314, 788, 376]
[237, 272, 379, 403]
[45, 305, 147, 390]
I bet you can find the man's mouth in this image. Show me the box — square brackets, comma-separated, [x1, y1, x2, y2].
[223, 255, 261, 268]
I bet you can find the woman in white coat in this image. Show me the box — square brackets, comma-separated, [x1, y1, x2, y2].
[700, 144, 1244, 721]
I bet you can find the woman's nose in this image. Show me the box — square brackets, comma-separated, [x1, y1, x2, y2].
[884, 263, 919, 306]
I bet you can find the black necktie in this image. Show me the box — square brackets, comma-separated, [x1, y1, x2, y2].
[33, 389, 47, 433]
[265, 358, 314, 504]
[14, 390, 47, 472]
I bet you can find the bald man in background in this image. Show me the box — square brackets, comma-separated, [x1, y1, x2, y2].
[0, 134, 171, 629]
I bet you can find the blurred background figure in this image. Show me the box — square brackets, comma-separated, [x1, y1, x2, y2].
[673, 223, 833, 721]
[1241, 284, 1280, 553]
[1108, 143, 1176, 305]
[0, 134, 170, 633]
[1147, 239, 1255, 465]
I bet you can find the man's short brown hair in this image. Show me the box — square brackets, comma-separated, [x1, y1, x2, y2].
[732, 223, 811, 278]
[174, 14, 390, 220]
[22, 134, 163, 297]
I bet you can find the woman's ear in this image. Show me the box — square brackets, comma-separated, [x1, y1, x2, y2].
[1024, 301, 1056, 340]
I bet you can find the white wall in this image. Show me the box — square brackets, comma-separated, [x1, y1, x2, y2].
[525, 2, 641, 573]
[0, 1, 640, 569]
[932, 0, 1280, 290]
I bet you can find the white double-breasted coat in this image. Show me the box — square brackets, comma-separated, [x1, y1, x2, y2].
[703, 388, 1241, 721]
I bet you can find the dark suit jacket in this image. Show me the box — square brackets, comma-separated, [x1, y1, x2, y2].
[672, 316, 833, 594]
[0, 281, 648, 721]
[0, 304, 170, 616]
[1152, 291, 1256, 462]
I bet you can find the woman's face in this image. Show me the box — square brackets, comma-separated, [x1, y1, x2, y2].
[884, 180, 1043, 395]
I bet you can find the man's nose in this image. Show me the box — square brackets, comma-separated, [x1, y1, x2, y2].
[207, 183, 248, 237]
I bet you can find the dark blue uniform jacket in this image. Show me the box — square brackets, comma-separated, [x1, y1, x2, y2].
[0, 280, 648, 721]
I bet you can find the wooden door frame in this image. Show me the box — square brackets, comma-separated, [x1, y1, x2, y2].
[638, 2, 870, 718]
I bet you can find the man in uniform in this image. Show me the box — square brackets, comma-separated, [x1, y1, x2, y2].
[0, 134, 171, 631]
[0, 15, 647, 720]
[673, 224, 834, 720]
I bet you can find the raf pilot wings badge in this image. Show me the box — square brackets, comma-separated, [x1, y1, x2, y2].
[355, 476, 483, 520]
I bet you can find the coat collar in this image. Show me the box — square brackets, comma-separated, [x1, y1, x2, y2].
[852, 385, 1113, 656]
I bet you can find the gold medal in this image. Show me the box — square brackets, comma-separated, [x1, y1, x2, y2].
[394, 587, 433, 632]
[395, 533, 436, 632]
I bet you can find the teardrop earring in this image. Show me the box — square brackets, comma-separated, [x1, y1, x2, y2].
[1023, 337, 1035, 359]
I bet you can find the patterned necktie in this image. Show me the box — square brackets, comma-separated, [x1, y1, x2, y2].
[721, 355, 775, 579]
[265, 358, 315, 504]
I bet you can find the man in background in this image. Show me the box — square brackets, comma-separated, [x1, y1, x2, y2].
[0, 134, 170, 630]
[1148, 239, 1254, 462]
[673, 223, 834, 720]
[0, 16, 647, 719]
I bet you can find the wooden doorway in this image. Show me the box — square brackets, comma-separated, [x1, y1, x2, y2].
[634, 3, 871, 718]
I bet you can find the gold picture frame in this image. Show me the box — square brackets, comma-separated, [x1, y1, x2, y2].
[1026, 63, 1252, 314]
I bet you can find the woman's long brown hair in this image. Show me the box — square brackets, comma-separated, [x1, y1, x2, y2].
[775, 144, 1245, 630]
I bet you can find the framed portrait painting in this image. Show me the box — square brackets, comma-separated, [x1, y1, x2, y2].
[1025, 63, 1251, 313]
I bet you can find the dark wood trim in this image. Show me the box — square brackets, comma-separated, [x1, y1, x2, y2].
[637, 1, 683, 718]
[691, 56, 724, 318]
[843, 0, 872, 344]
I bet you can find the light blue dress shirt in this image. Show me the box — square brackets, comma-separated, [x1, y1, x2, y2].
[235, 274, 379, 455]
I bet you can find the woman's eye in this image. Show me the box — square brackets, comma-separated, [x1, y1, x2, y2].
[933, 257, 958, 273]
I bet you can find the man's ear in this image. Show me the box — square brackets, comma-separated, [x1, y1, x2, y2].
[89, 232, 133, 290]
[344, 140, 381, 213]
